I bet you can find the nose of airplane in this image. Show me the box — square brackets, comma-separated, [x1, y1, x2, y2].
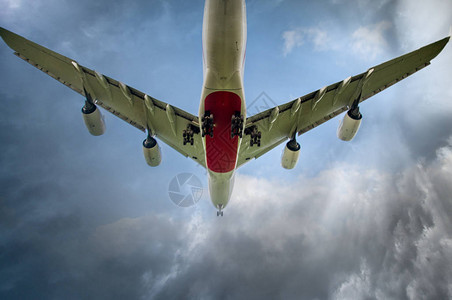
[208, 178, 230, 209]
[208, 171, 236, 215]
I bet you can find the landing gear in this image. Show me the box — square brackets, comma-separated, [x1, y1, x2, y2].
[182, 124, 200, 146]
[231, 111, 244, 138]
[217, 204, 224, 217]
[245, 126, 261, 147]
[183, 124, 194, 145]
[201, 111, 214, 137]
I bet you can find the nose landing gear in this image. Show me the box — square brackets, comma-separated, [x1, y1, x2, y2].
[217, 205, 224, 217]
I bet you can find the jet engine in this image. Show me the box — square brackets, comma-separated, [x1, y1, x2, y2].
[281, 139, 301, 169]
[143, 136, 162, 167]
[82, 102, 106, 136]
[337, 108, 362, 141]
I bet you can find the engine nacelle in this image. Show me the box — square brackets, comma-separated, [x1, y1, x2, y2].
[143, 137, 162, 167]
[281, 139, 301, 169]
[337, 109, 362, 141]
[82, 104, 106, 136]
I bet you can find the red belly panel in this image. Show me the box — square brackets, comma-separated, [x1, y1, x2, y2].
[204, 91, 242, 173]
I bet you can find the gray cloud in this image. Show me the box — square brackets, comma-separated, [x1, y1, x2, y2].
[115, 142, 452, 299]
[3, 139, 451, 298]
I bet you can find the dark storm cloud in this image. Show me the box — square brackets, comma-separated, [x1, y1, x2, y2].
[0, 209, 186, 299]
[131, 144, 452, 299]
[3, 141, 450, 299]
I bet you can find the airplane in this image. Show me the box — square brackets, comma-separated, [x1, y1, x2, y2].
[0, 0, 450, 216]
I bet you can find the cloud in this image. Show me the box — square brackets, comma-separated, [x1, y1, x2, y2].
[5, 137, 451, 298]
[282, 27, 329, 55]
[394, 0, 452, 49]
[282, 30, 302, 56]
[333, 260, 372, 299]
[281, 21, 393, 61]
[2, 137, 447, 298]
[351, 21, 392, 60]
[162, 140, 452, 299]
[2, 0, 21, 9]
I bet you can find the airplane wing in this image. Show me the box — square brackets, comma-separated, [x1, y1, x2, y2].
[0, 27, 206, 168]
[238, 36, 450, 168]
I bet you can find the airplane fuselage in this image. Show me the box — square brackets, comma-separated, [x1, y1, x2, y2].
[199, 0, 247, 212]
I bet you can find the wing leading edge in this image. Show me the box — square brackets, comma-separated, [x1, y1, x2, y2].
[238, 36, 450, 168]
[0, 27, 206, 168]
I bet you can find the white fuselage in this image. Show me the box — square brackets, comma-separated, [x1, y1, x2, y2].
[199, 0, 247, 211]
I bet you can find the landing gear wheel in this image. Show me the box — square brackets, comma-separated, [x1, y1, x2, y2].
[230, 112, 244, 138]
[202, 111, 215, 137]
[246, 126, 262, 147]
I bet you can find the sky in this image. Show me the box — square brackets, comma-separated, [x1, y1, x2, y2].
[1, 0, 452, 299]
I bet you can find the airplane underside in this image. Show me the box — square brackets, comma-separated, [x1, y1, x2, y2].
[0, 0, 448, 216]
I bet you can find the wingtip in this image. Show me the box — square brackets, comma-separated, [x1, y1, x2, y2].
[0, 27, 8, 43]
[0, 27, 12, 39]
[0, 27, 13, 45]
